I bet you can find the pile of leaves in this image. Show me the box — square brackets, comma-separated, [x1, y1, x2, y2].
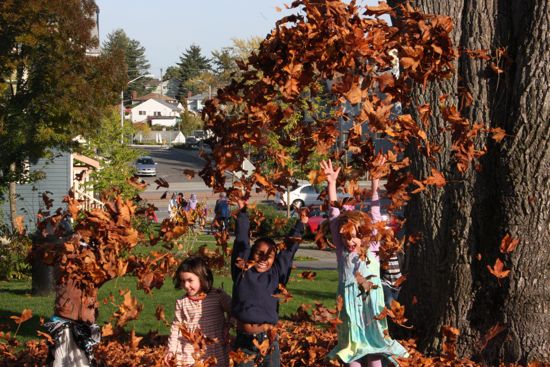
[2, 305, 545, 367]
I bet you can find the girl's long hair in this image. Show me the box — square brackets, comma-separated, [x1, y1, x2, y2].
[174, 255, 214, 293]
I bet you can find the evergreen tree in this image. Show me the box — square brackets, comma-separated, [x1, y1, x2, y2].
[176, 45, 211, 97]
[102, 29, 151, 99]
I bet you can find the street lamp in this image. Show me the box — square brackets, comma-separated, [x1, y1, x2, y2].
[120, 74, 155, 143]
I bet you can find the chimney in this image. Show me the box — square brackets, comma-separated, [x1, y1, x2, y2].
[131, 90, 138, 100]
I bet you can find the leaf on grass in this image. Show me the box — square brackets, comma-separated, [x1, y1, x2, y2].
[299, 271, 317, 280]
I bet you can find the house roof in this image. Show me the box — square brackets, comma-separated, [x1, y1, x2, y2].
[131, 98, 182, 112]
[154, 99, 183, 111]
[133, 93, 177, 102]
[187, 93, 211, 101]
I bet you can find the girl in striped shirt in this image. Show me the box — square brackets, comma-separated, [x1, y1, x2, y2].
[164, 256, 232, 366]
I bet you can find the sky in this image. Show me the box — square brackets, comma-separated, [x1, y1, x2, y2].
[96, 0, 294, 78]
[96, 0, 380, 79]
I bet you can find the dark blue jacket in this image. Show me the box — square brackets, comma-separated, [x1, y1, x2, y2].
[231, 208, 304, 324]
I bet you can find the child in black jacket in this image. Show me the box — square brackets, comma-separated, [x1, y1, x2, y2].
[230, 199, 307, 367]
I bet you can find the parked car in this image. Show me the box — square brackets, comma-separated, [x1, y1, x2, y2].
[274, 184, 351, 208]
[289, 206, 327, 233]
[305, 206, 328, 233]
[134, 156, 157, 176]
[185, 136, 199, 149]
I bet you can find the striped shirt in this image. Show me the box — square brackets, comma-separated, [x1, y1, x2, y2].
[381, 255, 402, 286]
[167, 288, 231, 367]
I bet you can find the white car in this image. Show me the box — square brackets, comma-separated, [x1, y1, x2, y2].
[274, 184, 351, 208]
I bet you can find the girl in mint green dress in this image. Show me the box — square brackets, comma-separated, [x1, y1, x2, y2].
[321, 160, 407, 367]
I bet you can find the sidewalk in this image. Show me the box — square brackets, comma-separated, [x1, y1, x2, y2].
[294, 243, 337, 270]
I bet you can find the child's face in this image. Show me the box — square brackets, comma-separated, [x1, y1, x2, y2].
[179, 272, 201, 297]
[251, 242, 276, 273]
[344, 228, 361, 253]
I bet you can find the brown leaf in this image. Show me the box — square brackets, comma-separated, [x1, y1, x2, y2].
[490, 127, 507, 142]
[10, 309, 32, 325]
[154, 177, 170, 190]
[487, 258, 510, 279]
[499, 234, 519, 254]
[183, 169, 195, 179]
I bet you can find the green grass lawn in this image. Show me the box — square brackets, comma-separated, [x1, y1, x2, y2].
[0, 262, 337, 344]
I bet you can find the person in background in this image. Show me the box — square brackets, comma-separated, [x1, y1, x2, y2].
[214, 193, 230, 231]
[186, 193, 198, 211]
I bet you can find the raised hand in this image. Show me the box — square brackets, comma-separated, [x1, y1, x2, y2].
[320, 159, 341, 185]
[320, 159, 340, 203]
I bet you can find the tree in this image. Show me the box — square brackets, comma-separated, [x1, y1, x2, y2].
[102, 29, 151, 99]
[385, 0, 549, 363]
[162, 66, 181, 81]
[176, 44, 211, 96]
[81, 108, 141, 199]
[0, 0, 125, 231]
[199, 1, 548, 364]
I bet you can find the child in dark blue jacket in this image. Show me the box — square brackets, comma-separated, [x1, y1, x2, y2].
[231, 199, 307, 367]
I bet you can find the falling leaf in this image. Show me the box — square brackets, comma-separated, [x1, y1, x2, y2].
[499, 234, 519, 254]
[154, 177, 169, 190]
[487, 258, 510, 279]
[102, 323, 114, 337]
[10, 309, 32, 325]
[14, 216, 25, 235]
[490, 127, 507, 142]
[183, 169, 195, 179]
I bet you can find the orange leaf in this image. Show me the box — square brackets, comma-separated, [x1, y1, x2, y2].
[499, 234, 519, 254]
[487, 258, 510, 279]
[424, 168, 446, 187]
[102, 323, 114, 337]
[490, 127, 507, 142]
[11, 309, 32, 325]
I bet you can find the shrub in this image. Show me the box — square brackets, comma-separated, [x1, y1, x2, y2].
[249, 204, 298, 238]
[0, 235, 32, 280]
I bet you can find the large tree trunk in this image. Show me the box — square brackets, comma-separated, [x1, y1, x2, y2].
[8, 162, 18, 232]
[388, 0, 550, 364]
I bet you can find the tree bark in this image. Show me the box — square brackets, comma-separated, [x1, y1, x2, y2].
[8, 162, 18, 232]
[389, 0, 550, 364]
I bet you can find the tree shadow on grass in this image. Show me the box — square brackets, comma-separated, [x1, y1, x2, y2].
[0, 309, 50, 340]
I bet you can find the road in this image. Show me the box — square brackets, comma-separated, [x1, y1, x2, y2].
[132, 145, 271, 220]
[129, 145, 338, 269]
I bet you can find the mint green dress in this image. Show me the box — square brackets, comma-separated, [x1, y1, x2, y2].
[327, 202, 408, 365]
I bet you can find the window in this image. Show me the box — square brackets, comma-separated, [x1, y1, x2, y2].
[139, 111, 146, 115]
[301, 185, 317, 194]
[154, 111, 161, 116]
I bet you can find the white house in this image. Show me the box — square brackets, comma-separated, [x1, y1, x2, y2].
[130, 98, 184, 126]
[186, 92, 211, 114]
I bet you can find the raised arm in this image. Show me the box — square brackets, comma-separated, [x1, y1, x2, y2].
[231, 199, 250, 281]
[275, 211, 308, 284]
[320, 159, 340, 204]
[370, 177, 381, 223]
